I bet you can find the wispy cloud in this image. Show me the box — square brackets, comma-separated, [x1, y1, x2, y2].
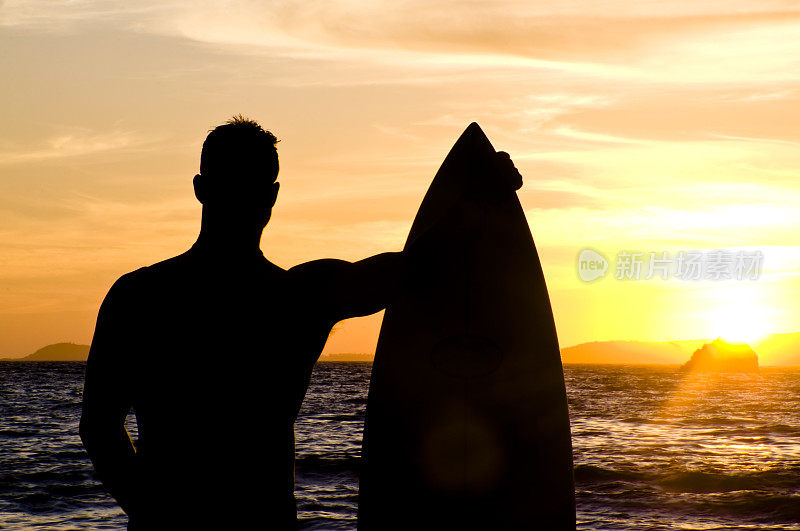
[723, 89, 797, 103]
[0, 0, 166, 30]
[705, 133, 800, 147]
[4, 0, 800, 350]
[419, 93, 612, 130]
[0, 192, 197, 280]
[550, 126, 652, 146]
[163, 2, 800, 86]
[7, 1, 800, 85]
[0, 129, 155, 164]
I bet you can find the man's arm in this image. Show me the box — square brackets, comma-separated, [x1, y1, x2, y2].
[289, 151, 523, 322]
[288, 253, 410, 322]
[289, 201, 476, 320]
[79, 276, 139, 516]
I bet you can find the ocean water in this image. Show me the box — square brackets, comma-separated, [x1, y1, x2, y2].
[1, 361, 800, 530]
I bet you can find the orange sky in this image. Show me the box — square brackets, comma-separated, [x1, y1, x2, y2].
[1, 1, 799, 357]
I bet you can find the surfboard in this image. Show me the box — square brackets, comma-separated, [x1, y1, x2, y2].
[358, 123, 575, 530]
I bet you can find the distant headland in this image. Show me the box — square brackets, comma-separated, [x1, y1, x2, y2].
[4, 342, 90, 361]
[559, 339, 705, 365]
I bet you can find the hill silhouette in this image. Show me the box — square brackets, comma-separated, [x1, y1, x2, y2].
[6, 332, 800, 365]
[560, 340, 706, 365]
[754, 332, 800, 366]
[7, 342, 90, 361]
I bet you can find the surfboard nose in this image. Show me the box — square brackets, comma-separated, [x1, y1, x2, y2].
[444, 123, 495, 171]
[449, 123, 522, 193]
[459, 122, 492, 151]
[465, 121, 483, 135]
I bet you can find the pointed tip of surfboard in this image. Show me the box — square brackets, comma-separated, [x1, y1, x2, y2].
[466, 121, 482, 133]
[463, 121, 486, 140]
[454, 122, 494, 155]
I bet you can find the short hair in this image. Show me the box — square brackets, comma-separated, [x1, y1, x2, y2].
[200, 115, 279, 181]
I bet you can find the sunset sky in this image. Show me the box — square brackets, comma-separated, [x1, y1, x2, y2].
[2, 1, 799, 358]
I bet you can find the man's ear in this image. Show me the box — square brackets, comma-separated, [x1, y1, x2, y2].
[269, 181, 280, 208]
[193, 174, 206, 204]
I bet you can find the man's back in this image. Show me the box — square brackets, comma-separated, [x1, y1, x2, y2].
[84, 244, 336, 528]
[79, 116, 494, 528]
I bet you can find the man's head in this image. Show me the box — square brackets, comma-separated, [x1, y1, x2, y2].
[194, 115, 280, 230]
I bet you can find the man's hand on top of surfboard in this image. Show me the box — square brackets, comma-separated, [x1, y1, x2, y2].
[403, 150, 522, 291]
[492, 151, 523, 191]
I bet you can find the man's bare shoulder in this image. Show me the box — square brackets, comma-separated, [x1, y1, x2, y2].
[105, 252, 191, 297]
[138, 251, 193, 275]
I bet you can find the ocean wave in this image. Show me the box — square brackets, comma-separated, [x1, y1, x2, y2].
[5, 361, 800, 530]
[657, 468, 800, 493]
[575, 463, 800, 494]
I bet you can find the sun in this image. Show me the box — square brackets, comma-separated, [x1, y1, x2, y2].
[703, 282, 774, 345]
[710, 303, 770, 345]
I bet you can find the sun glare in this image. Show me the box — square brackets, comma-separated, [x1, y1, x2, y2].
[710, 304, 770, 345]
[701, 282, 774, 346]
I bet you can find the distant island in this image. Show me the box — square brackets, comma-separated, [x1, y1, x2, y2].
[680, 338, 759, 373]
[6, 331, 800, 366]
[561, 333, 800, 367]
[5, 342, 90, 361]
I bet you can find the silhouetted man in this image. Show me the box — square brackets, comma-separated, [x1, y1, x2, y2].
[80, 116, 520, 529]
